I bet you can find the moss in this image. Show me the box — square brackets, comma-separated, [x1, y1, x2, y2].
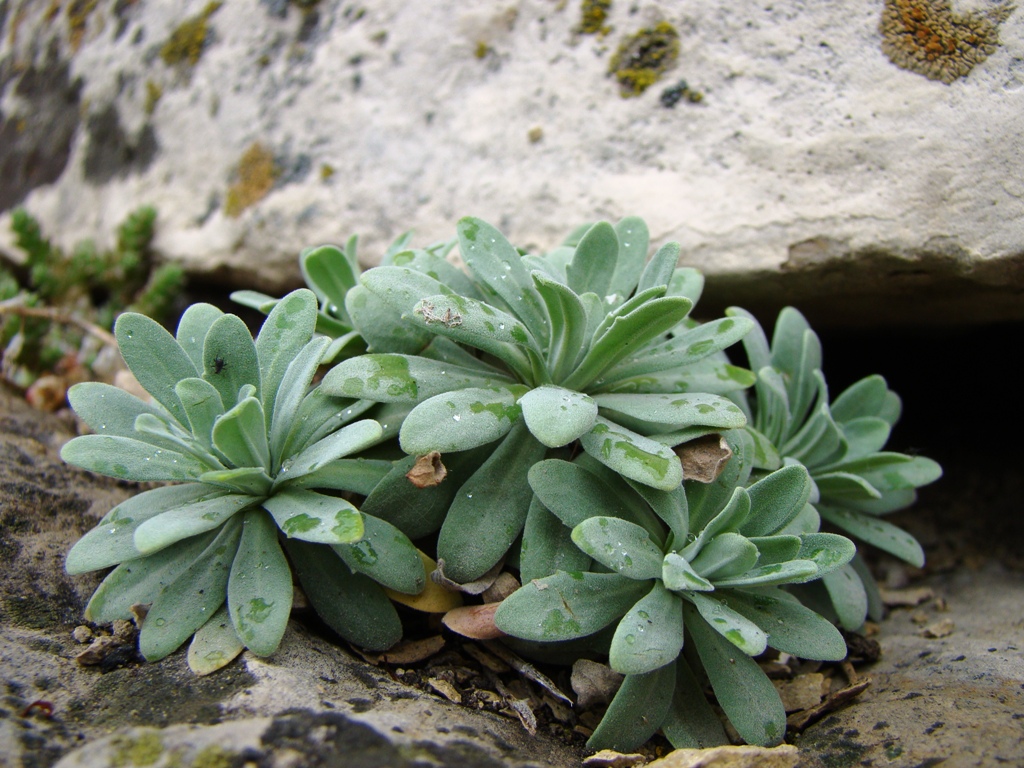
[879, 0, 1014, 84]
[224, 142, 280, 217]
[608, 21, 680, 97]
[110, 731, 163, 767]
[66, 0, 99, 51]
[579, 0, 612, 36]
[144, 80, 163, 115]
[160, 2, 223, 67]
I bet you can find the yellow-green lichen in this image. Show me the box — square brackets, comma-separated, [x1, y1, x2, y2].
[224, 142, 279, 217]
[579, 0, 612, 36]
[880, 0, 1015, 84]
[66, 0, 99, 51]
[144, 80, 163, 115]
[319, 163, 335, 181]
[191, 745, 235, 768]
[110, 731, 164, 767]
[608, 21, 680, 97]
[160, 2, 223, 67]
[474, 40, 490, 59]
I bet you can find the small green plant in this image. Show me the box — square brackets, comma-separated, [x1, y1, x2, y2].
[322, 217, 755, 584]
[1, 206, 183, 392]
[496, 432, 853, 751]
[726, 307, 942, 629]
[61, 289, 424, 672]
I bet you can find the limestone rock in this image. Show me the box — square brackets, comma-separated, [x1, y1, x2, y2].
[1, 1, 1021, 325]
[647, 745, 799, 768]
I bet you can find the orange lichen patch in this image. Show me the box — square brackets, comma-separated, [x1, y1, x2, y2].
[880, 0, 1015, 84]
[608, 21, 680, 98]
[224, 143, 279, 218]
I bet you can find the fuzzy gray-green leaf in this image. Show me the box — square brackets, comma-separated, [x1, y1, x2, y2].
[334, 514, 425, 595]
[520, 385, 598, 448]
[255, 289, 318, 432]
[134, 493, 262, 555]
[228, 509, 293, 656]
[276, 419, 383, 487]
[725, 588, 848, 660]
[566, 221, 619, 299]
[818, 506, 924, 566]
[211, 397, 270, 471]
[741, 465, 813, 537]
[494, 571, 647, 642]
[321, 354, 513, 403]
[115, 312, 198, 426]
[176, 303, 225, 371]
[609, 583, 684, 675]
[595, 393, 747, 431]
[586, 664, 676, 753]
[67, 382, 170, 440]
[176, 378, 225, 451]
[571, 517, 663, 580]
[188, 605, 244, 675]
[61, 435, 208, 482]
[580, 418, 683, 491]
[400, 385, 527, 454]
[262, 488, 364, 545]
[202, 313, 261, 408]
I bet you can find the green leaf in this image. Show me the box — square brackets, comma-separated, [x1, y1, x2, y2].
[743, 425, 782, 471]
[662, 552, 714, 592]
[140, 517, 243, 661]
[839, 417, 891, 461]
[520, 385, 598, 448]
[602, 316, 754, 384]
[636, 241, 681, 293]
[404, 294, 544, 382]
[520, 496, 592, 583]
[841, 488, 918, 516]
[624, 479, 689, 546]
[609, 583, 684, 674]
[176, 303, 225, 371]
[595, 393, 747, 431]
[345, 283, 434, 354]
[748, 534, 802, 566]
[725, 588, 848, 660]
[286, 539, 402, 651]
[202, 313, 261, 408]
[686, 431, 755, 533]
[564, 297, 694, 391]
[850, 553, 885, 622]
[818, 506, 924, 566]
[580, 417, 683, 491]
[457, 216, 550, 341]
[436, 422, 546, 582]
[134, 493, 262, 555]
[823, 564, 870, 631]
[322, 353, 513, 403]
[188, 605, 244, 675]
[587, 664, 676, 753]
[599, 361, 756, 397]
[712, 559, 819, 588]
[741, 465, 813, 537]
[796, 532, 858, 576]
[571, 517, 664, 580]
[280, 458, 392, 495]
[67, 382, 169, 440]
[211, 397, 270, 471]
[276, 419, 383, 487]
[175, 378, 225, 451]
[667, 267, 705, 305]
[301, 244, 357, 322]
[727, 306, 770, 372]
[282, 392, 376, 458]
[661, 656, 729, 749]
[84, 531, 217, 623]
[494, 571, 648, 642]
[199, 467, 273, 497]
[684, 602, 786, 747]
[609, 217, 649, 300]
[400, 385, 527, 454]
[390, 248, 483, 300]
[689, 532, 759, 580]
[688, 591, 767, 656]
[566, 221, 618, 298]
[815, 471, 882, 501]
[532, 272, 587, 381]
[228, 509, 293, 656]
[334, 514, 425, 595]
[230, 290, 277, 315]
[66, 484, 213, 574]
[753, 366, 790, 445]
[262, 488, 364, 545]
[255, 289, 318, 432]
[267, 337, 331, 464]
[683, 486, 751, 560]
[60, 435, 208, 482]
[115, 312, 198, 426]
[830, 374, 891, 423]
[840, 454, 943, 492]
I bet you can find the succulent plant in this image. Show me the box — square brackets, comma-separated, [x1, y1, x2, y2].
[320, 217, 756, 585]
[495, 431, 855, 751]
[727, 307, 942, 629]
[61, 289, 425, 672]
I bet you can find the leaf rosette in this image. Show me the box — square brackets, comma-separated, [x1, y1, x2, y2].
[321, 217, 755, 584]
[61, 289, 424, 671]
[727, 307, 942, 629]
[494, 430, 855, 752]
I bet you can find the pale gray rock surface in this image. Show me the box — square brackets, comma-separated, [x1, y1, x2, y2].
[1, 0, 1022, 325]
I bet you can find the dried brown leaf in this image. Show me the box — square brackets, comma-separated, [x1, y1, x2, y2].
[433, 557, 505, 595]
[377, 635, 446, 664]
[583, 749, 648, 767]
[571, 658, 624, 709]
[921, 618, 955, 638]
[879, 586, 934, 607]
[442, 604, 505, 640]
[406, 451, 447, 488]
[427, 677, 462, 703]
[675, 434, 732, 483]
